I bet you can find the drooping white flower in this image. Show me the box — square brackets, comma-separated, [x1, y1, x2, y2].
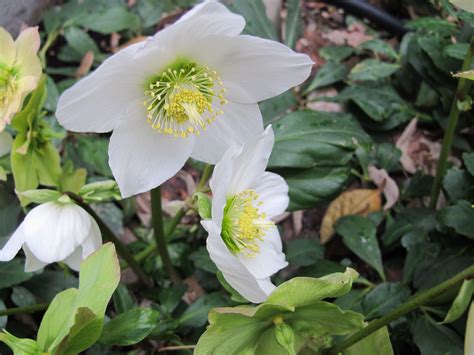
[201, 126, 289, 303]
[0, 198, 102, 271]
[56, 0, 313, 198]
[0, 27, 42, 131]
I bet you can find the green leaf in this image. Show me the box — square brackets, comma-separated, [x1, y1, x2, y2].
[303, 61, 348, 94]
[55, 307, 103, 355]
[0, 331, 41, 355]
[63, 27, 101, 57]
[112, 284, 136, 315]
[285, 239, 324, 267]
[335, 216, 385, 280]
[320, 46, 354, 63]
[357, 39, 398, 60]
[413, 315, 463, 355]
[11, 286, 36, 307]
[189, 247, 218, 274]
[437, 200, 474, 240]
[269, 111, 371, 169]
[267, 268, 359, 307]
[180, 293, 227, 328]
[229, 0, 278, 40]
[79, 180, 120, 203]
[440, 280, 474, 324]
[0, 300, 7, 329]
[194, 192, 211, 219]
[362, 282, 410, 319]
[260, 91, 297, 125]
[281, 166, 351, 210]
[0, 259, 33, 289]
[406, 17, 457, 35]
[0, 186, 21, 239]
[284, 0, 303, 49]
[274, 322, 296, 355]
[443, 167, 474, 202]
[11, 76, 47, 133]
[16, 189, 61, 205]
[64, 135, 112, 178]
[60, 161, 87, 194]
[38, 288, 78, 351]
[445, 43, 469, 60]
[76, 7, 140, 34]
[344, 326, 393, 355]
[462, 152, 474, 176]
[348, 59, 399, 82]
[99, 308, 160, 346]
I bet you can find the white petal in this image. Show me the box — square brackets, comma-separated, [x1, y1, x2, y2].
[23, 245, 47, 272]
[24, 203, 92, 263]
[0, 131, 13, 157]
[0, 226, 25, 261]
[236, 227, 287, 279]
[253, 172, 289, 218]
[109, 112, 194, 198]
[190, 101, 263, 164]
[190, 35, 313, 103]
[208, 146, 238, 228]
[81, 218, 102, 258]
[203, 220, 272, 303]
[227, 126, 274, 195]
[152, 0, 244, 46]
[14, 27, 41, 78]
[56, 43, 144, 133]
[0, 27, 15, 66]
[63, 246, 83, 271]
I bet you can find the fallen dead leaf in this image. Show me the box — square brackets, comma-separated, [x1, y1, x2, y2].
[368, 166, 399, 210]
[306, 88, 344, 112]
[396, 118, 418, 173]
[292, 210, 304, 237]
[183, 276, 204, 305]
[320, 188, 382, 244]
[75, 50, 94, 78]
[322, 22, 373, 47]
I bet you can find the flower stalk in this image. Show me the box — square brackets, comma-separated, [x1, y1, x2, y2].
[151, 186, 182, 285]
[429, 35, 474, 209]
[0, 303, 48, 317]
[69, 194, 152, 287]
[324, 264, 474, 354]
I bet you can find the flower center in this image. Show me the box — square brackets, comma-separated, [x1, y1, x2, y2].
[143, 58, 227, 138]
[0, 65, 18, 106]
[221, 189, 274, 256]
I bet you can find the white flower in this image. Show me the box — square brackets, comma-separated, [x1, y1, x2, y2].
[0, 26, 42, 131]
[56, 0, 313, 198]
[0, 199, 102, 271]
[201, 126, 289, 303]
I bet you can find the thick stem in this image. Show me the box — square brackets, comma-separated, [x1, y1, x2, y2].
[39, 30, 60, 68]
[430, 36, 474, 209]
[69, 194, 152, 287]
[324, 265, 474, 354]
[151, 187, 182, 285]
[196, 164, 213, 191]
[0, 303, 48, 317]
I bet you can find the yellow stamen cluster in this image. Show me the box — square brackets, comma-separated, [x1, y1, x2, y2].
[0, 67, 18, 106]
[143, 60, 227, 138]
[221, 190, 274, 256]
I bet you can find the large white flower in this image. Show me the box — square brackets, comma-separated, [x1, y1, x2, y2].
[0, 200, 102, 272]
[56, 0, 313, 198]
[201, 126, 289, 303]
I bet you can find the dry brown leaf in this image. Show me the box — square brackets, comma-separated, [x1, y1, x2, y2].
[368, 166, 399, 211]
[75, 50, 94, 78]
[396, 118, 418, 173]
[320, 189, 382, 244]
[322, 22, 373, 48]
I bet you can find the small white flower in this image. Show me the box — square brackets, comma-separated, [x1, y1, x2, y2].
[0, 199, 102, 271]
[56, 0, 313, 198]
[202, 126, 289, 303]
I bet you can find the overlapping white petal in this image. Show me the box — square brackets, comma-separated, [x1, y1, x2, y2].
[0, 201, 102, 271]
[203, 126, 289, 303]
[56, 0, 312, 198]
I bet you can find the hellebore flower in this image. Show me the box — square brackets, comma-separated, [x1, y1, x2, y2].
[56, 0, 313, 198]
[201, 126, 289, 303]
[0, 27, 42, 131]
[0, 198, 102, 271]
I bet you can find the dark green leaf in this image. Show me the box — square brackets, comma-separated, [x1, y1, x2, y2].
[362, 282, 410, 319]
[462, 152, 474, 176]
[437, 200, 474, 240]
[319, 46, 354, 63]
[443, 167, 474, 202]
[304, 61, 348, 94]
[357, 39, 398, 60]
[413, 315, 463, 355]
[11, 286, 36, 307]
[260, 91, 297, 125]
[285, 0, 303, 48]
[349, 59, 399, 82]
[76, 7, 140, 34]
[285, 239, 324, 267]
[112, 284, 136, 315]
[180, 293, 227, 327]
[0, 300, 7, 329]
[189, 247, 218, 274]
[99, 308, 160, 346]
[0, 259, 33, 290]
[335, 216, 385, 280]
[229, 0, 278, 40]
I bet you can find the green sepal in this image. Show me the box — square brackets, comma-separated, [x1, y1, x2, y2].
[0, 331, 41, 355]
[60, 160, 87, 194]
[16, 189, 62, 206]
[274, 321, 296, 355]
[194, 192, 211, 219]
[79, 180, 121, 203]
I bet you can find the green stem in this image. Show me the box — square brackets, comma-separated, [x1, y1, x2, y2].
[0, 303, 48, 317]
[197, 164, 213, 191]
[151, 187, 182, 285]
[69, 194, 152, 287]
[429, 36, 474, 209]
[324, 265, 474, 354]
[38, 29, 60, 68]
